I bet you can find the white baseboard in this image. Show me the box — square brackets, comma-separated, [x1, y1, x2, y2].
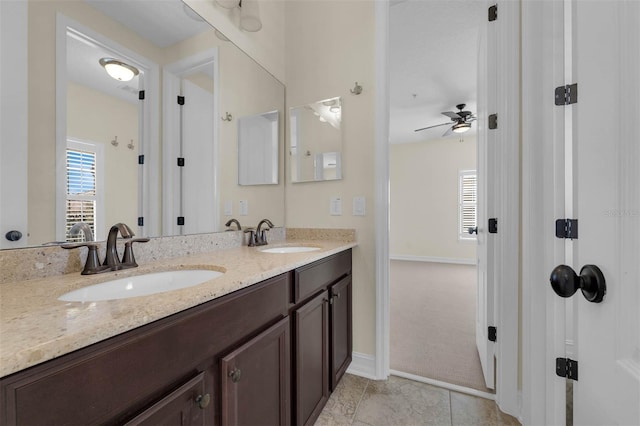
[390, 254, 476, 265]
[346, 352, 378, 380]
[390, 369, 496, 400]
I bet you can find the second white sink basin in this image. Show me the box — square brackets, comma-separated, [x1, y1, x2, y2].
[260, 246, 321, 254]
[59, 269, 224, 302]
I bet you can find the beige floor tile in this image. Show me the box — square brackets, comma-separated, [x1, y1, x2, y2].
[449, 391, 520, 426]
[323, 374, 370, 419]
[353, 376, 452, 426]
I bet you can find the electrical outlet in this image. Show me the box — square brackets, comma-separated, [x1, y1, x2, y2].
[224, 200, 233, 216]
[330, 197, 342, 215]
[239, 200, 248, 216]
[353, 196, 366, 216]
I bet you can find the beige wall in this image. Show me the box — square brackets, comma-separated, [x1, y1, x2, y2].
[67, 83, 139, 236]
[390, 136, 477, 261]
[285, 0, 377, 356]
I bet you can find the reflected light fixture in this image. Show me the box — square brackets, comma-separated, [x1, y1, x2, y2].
[452, 122, 472, 134]
[215, 0, 262, 32]
[99, 58, 139, 82]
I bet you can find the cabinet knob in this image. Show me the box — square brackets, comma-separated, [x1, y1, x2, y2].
[195, 393, 210, 409]
[229, 368, 242, 383]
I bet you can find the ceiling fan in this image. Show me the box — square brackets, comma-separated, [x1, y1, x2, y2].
[414, 103, 477, 136]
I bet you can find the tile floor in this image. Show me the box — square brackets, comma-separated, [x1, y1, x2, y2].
[315, 374, 520, 426]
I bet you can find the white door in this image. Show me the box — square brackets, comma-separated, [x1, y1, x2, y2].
[567, 1, 640, 424]
[182, 79, 216, 236]
[475, 4, 496, 390]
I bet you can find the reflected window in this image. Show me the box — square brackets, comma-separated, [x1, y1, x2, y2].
[65, 140, 101, 242]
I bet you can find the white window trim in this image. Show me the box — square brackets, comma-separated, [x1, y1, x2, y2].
[458, 169, 477, 241]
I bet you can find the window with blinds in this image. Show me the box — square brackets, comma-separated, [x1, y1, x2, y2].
[66, 148, 97, 242]
[459, 170, 477, 240]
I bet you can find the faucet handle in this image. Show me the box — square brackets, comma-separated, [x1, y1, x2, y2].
[62, 242, 110, 275]
[243, 228, 257, 247]
[122, 237, 150, 268]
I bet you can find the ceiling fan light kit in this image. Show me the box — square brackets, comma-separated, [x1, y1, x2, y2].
[414, 103, 476, 137]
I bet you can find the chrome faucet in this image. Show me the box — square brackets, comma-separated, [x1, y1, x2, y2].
[104, 223, 134, 270]
[255, 219, 274, 246]
[225, 218, 242, 231]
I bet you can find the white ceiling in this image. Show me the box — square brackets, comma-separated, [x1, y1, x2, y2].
[67, 1, 212, 104]
[389, 0, 486, 144]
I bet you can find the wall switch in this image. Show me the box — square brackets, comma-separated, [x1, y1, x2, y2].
[224, 200, 233, 216]
[330, 197, 342, 215]
[239, 200, 248, 216]
[353, 196, 366, 216]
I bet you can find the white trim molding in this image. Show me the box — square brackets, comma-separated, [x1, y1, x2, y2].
[390, 255, 476, 265]
[347, 352, 377, 380]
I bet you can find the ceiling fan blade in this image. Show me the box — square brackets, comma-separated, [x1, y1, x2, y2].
[442, 126, 454, 137]
[414, 122, 451, 132]
[441, 111, 462, 119]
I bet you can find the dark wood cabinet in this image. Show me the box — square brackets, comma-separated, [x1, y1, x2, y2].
[124, 372, 208, 426]
[329, 275, 352, 391]
[0, 249, 353, 426]
[293, 291, 330, 426]
[221, 317, 290, 426]
[291, 249, 352, 426]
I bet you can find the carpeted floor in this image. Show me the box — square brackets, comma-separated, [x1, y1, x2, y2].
[390, 260, 493, 393]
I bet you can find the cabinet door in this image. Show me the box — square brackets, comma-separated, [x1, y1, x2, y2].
[220, 317, 290, 426]
[124, 372, 209, 426]
[294, 291, 329, 426]
[330, 275, 352, 391]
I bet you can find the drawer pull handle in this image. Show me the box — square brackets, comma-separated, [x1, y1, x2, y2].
[195, 393, 211, 409]
[229, 368, 242, 383]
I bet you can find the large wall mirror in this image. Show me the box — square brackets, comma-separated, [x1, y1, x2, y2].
[289, 97, 343, 183]
[0, 0, 285, 249]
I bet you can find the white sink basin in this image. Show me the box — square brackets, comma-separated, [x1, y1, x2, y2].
[59, 269, 224, 302]
[260, 246, 321, 254]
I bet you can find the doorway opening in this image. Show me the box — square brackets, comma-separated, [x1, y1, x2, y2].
[387, 0, 491, 396]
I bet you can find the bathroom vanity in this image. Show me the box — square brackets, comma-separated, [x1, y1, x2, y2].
[0, 245, 353, 426]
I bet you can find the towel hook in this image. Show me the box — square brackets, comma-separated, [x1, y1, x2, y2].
[221, 112, 233, 121]
[350, 82, 363, 95]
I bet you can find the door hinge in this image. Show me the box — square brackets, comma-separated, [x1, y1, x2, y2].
[555, 219, 578, 239]
[488, 218, 498, 234]
[488, 326, 497, 342]
[137, 217, 144, 227]
[556, 357, 578, 381]
[138, 155, 144, 165]
[555, 83, 578, 105]
[177, 95, 185, 105]
[177, 157, 185, 167]
[177, 216, 185, 226]
[138, 90, 145, 100]
[488, 4, 497, 21]
[488, 113, 498, 129]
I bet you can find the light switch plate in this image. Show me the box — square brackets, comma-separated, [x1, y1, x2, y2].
[353, 196, 366, 216]
[239, 200, 248, 216]
[330, 197, 342, 215]
[224, 200, 233, 216]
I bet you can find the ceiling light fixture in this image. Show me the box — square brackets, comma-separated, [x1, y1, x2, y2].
[215, 0, 262, 32]
[452, 122, 471, 134]
[99, 58, 139, 82]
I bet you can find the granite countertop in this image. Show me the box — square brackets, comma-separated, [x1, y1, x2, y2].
[0, 239, 356, 378]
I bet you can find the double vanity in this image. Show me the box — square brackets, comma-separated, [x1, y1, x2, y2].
[0, 234, 355, 425]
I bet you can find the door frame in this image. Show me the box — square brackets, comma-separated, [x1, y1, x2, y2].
[521, 1, 568, 425]
[373, 0, 520, 418]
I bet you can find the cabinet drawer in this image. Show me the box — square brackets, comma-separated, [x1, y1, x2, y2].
[293, 249, 352, 304]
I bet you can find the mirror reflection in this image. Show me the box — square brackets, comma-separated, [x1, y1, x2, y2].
[0, 0, 285, 249]
[238, 111, 279, 186]
[289, 97, 343, 183]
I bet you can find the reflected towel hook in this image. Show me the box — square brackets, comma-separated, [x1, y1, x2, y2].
[350, 82, 363, 95]
[221, 112, 233, 121]
[111, 136, 119, 147]
[128, 139, 135, 150]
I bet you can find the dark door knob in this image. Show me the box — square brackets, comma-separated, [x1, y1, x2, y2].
[468, 227, 478, 235]
[5, 230, 22, 241]
[549, 264, 606, 303]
